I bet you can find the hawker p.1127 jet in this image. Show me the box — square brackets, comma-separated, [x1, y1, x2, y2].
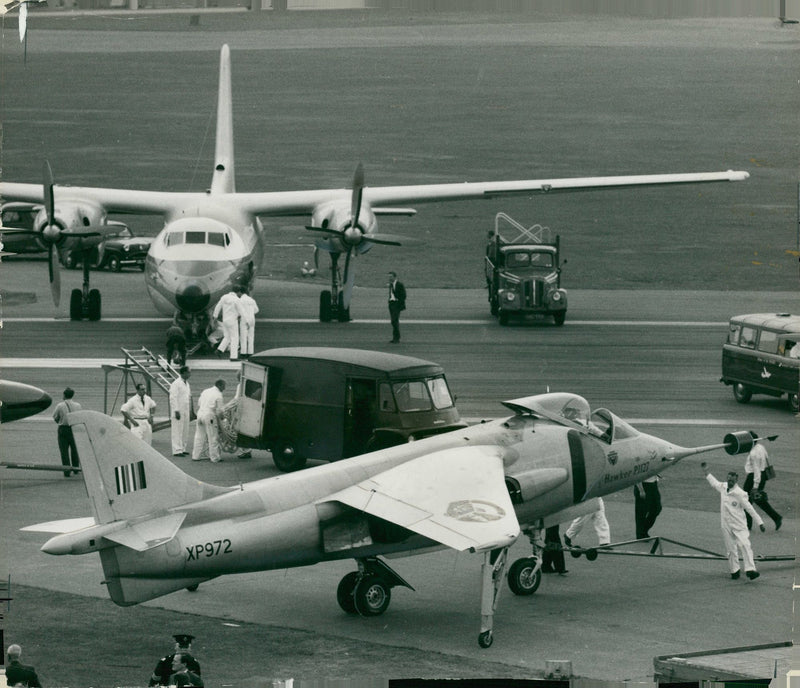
[0, 44, 748, 330]
[22, 391, 772, 647]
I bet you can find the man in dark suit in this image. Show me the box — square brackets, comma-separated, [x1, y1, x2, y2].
[5, 644, 42, 687]
[149, 634, 201, 686]
[388, 271, 406, 343]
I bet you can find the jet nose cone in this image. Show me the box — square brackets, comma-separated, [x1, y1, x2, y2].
[175, 282, 210, 314]
[0, 381, 52, 423]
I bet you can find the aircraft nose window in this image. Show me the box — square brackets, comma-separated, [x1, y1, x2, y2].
[186, 232, 206, 244]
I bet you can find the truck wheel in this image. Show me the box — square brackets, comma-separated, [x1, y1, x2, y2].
[319, 290, 333, 322]
[553, 312, 566, 326]
[732, 383, 752, 404]
[109, 255, 121, 272]
[499, 312, 509, 326]
[490, 296, 499, 316]
[272, 443, 307, 472]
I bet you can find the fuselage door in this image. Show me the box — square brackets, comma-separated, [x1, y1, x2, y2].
[238, 361, 268, 439]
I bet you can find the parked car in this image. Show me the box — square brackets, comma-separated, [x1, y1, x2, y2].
[60, 224, 153, 271]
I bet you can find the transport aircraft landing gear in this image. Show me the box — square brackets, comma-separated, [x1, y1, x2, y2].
[318, 253, 350, 323]
[69, 248, 101, 321]
[336, 557, 413, 618]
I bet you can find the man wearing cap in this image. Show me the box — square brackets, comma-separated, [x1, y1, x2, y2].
[169, 366, 193, 457]
[121, 383, 157, 445]
[148, 634, 201, 686]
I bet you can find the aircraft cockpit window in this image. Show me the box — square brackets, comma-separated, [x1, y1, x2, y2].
[426, 376, 454, 410]
[166, 232, 185, 246]
[392, 380, 433, 413]
[208, 232, 225, 247]
[559, 396, 591, 427]
[589, 410, 613, 442]
[186, 232, 206, 245]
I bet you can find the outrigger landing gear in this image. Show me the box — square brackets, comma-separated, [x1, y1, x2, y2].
[336, 557, 414, 617]
[478, 546, 511, 648]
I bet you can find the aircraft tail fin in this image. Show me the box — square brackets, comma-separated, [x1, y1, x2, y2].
[68, 410, 230, 525]
[210, 43, 236, 195]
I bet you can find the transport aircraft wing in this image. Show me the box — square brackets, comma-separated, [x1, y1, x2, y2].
[324, 445, 520, 552]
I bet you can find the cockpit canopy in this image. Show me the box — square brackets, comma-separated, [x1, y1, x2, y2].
[161, 217, 233, 249]
[501, 392, 639, 443]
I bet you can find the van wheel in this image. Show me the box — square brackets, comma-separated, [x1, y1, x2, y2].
[499, 312, 509, 326]
[789, 392, 799, 413]
[272, 443, 308, 472]
[732, 383, 752, 404]
[553, 312, 566, 326]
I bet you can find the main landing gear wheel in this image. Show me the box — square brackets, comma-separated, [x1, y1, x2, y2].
[336, 572, 360, 615]
[337, 292, 350, 322]
[732, 383, 752, 404]
[186, 584, 199, 592]
[478, 630, 493, 648]
[87, 288, 101, 321]
[69, 289, 83, 320]
[319, 290, 333, 322]
[353, 576, 391, 616]
[507, 557, 541, 596]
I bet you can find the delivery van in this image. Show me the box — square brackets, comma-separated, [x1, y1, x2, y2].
[234, 347, 466, 471]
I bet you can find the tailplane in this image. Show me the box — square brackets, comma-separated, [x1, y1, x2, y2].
[68, 410, 229, 525]
[210, 43, 235, 195]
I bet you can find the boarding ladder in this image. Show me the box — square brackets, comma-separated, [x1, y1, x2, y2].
[101, 347, 180, 432]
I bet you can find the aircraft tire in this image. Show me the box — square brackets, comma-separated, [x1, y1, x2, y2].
[69, 289, 83, 321]
[336, 572, 360, 615]
[186, 584, 199, 592]
[320, 290, 333, 322]
[353, 576, 391, 616]
[507, 557, 541, 596]
[88, 289, 102, 321]
[732, 383, 752, 404]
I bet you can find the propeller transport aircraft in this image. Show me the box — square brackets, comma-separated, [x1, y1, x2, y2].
[22, 391, 774, 648]
[0, 45, 749, 332]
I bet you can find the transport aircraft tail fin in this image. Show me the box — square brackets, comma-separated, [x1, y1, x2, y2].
[68, 410, 230, 525]
[210, 43, 236, 196]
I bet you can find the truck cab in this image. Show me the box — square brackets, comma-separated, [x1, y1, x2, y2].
[485, 213, 567, 326]
[233, 347, 467, 471]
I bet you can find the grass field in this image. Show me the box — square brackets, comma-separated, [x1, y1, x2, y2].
[0, 11, 796, 291]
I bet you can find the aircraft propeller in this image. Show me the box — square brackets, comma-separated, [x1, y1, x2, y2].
[306, 164, 416, 309]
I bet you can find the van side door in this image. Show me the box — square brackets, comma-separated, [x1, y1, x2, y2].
[238, 361, 269, 440]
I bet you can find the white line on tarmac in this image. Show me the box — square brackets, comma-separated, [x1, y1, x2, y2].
[1, 317, 727, 326]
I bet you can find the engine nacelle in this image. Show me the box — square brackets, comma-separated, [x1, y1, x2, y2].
[310, 200, 377, 250]
[724, 430, 757, 455]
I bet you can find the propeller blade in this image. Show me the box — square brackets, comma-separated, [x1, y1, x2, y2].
[306, 225, 342, 236]
[365, 233, 422, 247]
[313, 246, 320, 270]
[342, 249, 356, 309]
[350, 163, 364, 229]
[0, 227, 38, 235]
[48, 245, 61, 307]
[43, 159, 55, 226]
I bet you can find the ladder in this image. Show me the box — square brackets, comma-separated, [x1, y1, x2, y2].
[120, 346, 180, 395]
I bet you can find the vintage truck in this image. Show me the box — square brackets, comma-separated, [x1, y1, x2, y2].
[485, 213, 567, 326]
